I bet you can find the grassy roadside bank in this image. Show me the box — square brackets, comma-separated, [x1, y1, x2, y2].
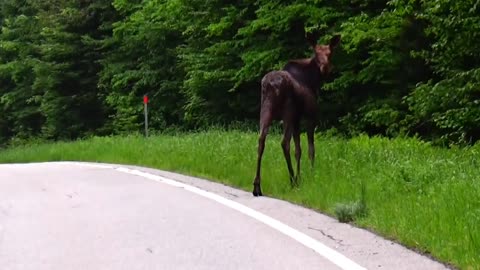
[0, 130, 478, 269]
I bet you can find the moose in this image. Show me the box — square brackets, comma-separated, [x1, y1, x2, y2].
[252, 33, 341, 197]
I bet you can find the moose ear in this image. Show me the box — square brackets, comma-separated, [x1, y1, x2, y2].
[329, 34, 341, 49]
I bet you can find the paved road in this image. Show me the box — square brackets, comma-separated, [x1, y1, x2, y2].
[0, 162, 449, 270]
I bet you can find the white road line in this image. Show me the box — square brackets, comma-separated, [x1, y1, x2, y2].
[67, 162, 367, 270]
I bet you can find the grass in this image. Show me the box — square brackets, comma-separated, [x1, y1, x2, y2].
[1, 130, 479, 269]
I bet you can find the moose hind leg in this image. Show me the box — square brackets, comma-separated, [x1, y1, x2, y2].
[253, 112, 272, 196]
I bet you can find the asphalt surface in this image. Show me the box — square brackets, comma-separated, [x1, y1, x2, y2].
[0, 162, 450, 270]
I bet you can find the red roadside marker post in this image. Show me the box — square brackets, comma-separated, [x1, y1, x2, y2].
[143, 95, 149, 137]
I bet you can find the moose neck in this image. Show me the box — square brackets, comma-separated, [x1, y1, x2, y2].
[282, 57, 323, 93]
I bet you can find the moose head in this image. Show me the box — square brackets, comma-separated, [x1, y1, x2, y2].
[306, 33, 341, 74]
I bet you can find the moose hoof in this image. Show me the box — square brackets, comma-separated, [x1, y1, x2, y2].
[294, 177, 301, 187]
[252, 185, 263, 197]
[289, 176, 298, 188]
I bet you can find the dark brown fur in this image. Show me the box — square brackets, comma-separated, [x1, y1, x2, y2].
[252, 34, 341, 196]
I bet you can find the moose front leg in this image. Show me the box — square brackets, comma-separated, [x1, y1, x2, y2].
[292, 124, 302, 187]
[281, 124, 295, 187]
[307, 122, 315, 168]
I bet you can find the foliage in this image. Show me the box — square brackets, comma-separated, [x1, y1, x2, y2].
[0, 0, 42, 143]
[99, 0, 185, 133]
[0, 0, 115, 143]
[406, 0, 480, 145]
[1, 0, 480, 145]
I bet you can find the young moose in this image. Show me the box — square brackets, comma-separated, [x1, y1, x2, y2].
[252, 34, 341, 197]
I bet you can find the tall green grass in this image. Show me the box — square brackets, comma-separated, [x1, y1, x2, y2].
[1, 130, 479, 269]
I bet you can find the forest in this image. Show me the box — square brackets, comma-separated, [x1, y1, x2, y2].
[1, 0, 479, 147]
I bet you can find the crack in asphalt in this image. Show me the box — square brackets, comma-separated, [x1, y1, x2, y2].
[308, 226, 345, 246]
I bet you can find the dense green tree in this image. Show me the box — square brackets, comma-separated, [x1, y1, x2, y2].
[98, 0, 185, 133]
[0, 0, 116, 144]
[330, 0, 431, 136]
[33, 0, 115, 139]
[0, 0, 42, 145]
[406, 0, 480, 145]
[177, 0, 257, 127]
